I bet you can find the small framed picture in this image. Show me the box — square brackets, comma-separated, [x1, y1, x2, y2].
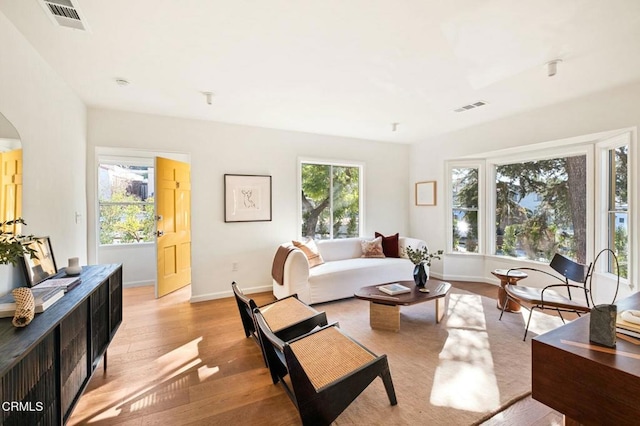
[224, 174, 272, 222]
[415, 181, 436, 206]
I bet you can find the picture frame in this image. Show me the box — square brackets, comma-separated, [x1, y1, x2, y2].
[224, 174, 272, 222]
[415, 181, 437, 206]
[20, 236, 59, 287]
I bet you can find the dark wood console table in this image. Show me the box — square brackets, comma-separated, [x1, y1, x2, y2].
[532, 292, 640, 425]
[0, 264, 123, 425]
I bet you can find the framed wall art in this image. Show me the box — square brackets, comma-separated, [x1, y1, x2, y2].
[415, 181, 436, 206]
[224, 174, 272, 222]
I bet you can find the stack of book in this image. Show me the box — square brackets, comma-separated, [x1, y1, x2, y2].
[0, 287, 65, 318]
[377, 283, 411, 295]
[616, 310, 640, 339]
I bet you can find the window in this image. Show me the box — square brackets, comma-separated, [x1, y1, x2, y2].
[451, 167, 479, 253]
[606, 145, 628, 278]
[98, 163, 155, 244]
[300, 161, 362, 239]
[494, 155, 587, 263]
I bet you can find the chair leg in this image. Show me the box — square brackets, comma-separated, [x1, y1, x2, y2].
[499, 293, 510, 320]
[523, 307, 536, 341]
[380, 368, 398, 406]
[557, 309, 566, 324]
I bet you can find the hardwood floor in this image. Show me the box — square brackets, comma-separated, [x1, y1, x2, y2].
[68, 282, 563, 425]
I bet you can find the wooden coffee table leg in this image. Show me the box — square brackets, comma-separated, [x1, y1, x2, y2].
[435, 296, 447, 323]
[369, 302, 400, 332]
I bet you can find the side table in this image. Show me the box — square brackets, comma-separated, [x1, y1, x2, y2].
[492, 268, 528, 312]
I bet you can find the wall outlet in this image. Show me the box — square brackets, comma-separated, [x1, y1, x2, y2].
[232, 262, 239, 272]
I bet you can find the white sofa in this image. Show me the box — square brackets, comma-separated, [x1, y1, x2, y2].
[273, 237, 427, 305]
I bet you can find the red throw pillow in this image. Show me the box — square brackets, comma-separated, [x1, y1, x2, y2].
[375, 232, 400, 258]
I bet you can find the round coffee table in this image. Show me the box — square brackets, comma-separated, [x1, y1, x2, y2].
[492, 268, 528, 313]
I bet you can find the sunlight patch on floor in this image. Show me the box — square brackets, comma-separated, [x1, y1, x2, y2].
[430, 293, 500, 412]
[78, 336, 220, 423]
[518, 308, 564, 337]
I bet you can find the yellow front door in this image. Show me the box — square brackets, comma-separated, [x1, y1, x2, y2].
[1, 149, 22, 234]
[155, 157, 191, 298]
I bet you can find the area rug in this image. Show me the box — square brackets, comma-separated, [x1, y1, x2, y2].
[316, 288, 563, 425]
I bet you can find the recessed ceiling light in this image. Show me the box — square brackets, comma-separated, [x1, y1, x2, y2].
[115, 78, 130, 86]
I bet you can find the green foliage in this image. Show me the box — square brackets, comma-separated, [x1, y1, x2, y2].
[0, 218, 36, 266]
[494, 156, 587, 263]
[403, 246, 444, 266]
[301, 164, 359, 238]
[100, 190, 154, 244]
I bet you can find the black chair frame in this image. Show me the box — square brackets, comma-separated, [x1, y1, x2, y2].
[499, 253, 593, 341]
[232, 281, 328, 365]
[254, 310, 397, 426]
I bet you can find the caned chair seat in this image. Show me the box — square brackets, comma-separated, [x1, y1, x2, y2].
[255, 311, 397, 426]
[231, 282, 328, 365]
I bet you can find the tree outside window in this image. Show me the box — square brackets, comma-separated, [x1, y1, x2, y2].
[494, 156, 586, 263]
[608, 145, 628, 278]
[301, 162, 360, 239]
[451, 167, 479, 253]
[99, 164, 155, 244]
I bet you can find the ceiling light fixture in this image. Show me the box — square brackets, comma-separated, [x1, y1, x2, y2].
[203, 92, 214, 105]
[547, 59, 562, 77]
[115, 78, 130, 86]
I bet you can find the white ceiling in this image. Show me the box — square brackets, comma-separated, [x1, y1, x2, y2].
[2, 0, 640, 143]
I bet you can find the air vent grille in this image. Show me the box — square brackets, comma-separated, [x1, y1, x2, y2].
[38, 0, 89, 31]
[47, 3, 80, 20]
[454, 100, 488, 113]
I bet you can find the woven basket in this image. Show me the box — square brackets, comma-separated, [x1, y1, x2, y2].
[12, 287, 35, 327]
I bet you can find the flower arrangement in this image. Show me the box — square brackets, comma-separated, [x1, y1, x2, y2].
[403, 246, 443, 266]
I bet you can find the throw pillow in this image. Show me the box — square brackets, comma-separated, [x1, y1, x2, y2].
[292, 238, 324, 268]
[361, 236, 385, 258]
[375, 232, 400, 258]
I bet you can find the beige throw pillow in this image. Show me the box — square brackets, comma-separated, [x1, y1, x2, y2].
[361, 236, 385, 258]
[292, 238, 325, 267]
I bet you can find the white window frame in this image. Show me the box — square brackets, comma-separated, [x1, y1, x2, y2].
[486, 143, 594, 263]
[595, 131, 633, 285]
[97, 155, 155, 247]
[446, 161, 484, 255]
[297, 158, 365, 240]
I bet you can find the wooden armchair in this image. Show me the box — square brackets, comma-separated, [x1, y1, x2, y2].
[499, 253, 593, 340]
[231, 282, 328, 364]
[254, 310, 397, 425]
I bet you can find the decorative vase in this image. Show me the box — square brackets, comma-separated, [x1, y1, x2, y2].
[66, 257, 82, 276]
[413, 262, 429, 288]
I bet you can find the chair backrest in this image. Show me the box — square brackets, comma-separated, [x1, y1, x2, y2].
[232, 282, 258, 338]
[549, 253, 590, 284]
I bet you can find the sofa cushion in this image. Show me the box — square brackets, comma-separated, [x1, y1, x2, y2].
[293, 238, 325, 268]
[308, 258, 414, 303]
[316, 238, 363, 261]
[375, 232, 400, 258]
[360, 236, 385, 258]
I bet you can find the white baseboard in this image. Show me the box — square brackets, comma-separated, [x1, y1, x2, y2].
[191, 284, 272, 303]
[123, 280, 155, 288]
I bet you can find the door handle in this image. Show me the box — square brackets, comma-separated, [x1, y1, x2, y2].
[156, 230, 164, 237]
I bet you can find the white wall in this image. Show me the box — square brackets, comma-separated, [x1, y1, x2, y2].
[0, 10, 87, 296]
[410, 81, 640, 303]
[87, 109, 410, 301]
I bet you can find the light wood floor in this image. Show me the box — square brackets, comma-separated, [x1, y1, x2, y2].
[68, 281, 563, 425]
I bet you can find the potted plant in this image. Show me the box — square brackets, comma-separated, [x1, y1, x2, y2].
[403, 246, 443, 287]
[0, 218, 36, 266]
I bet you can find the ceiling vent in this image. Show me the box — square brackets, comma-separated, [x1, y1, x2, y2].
[454, 100, 488, 113]
[38, 0, 89, 31]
